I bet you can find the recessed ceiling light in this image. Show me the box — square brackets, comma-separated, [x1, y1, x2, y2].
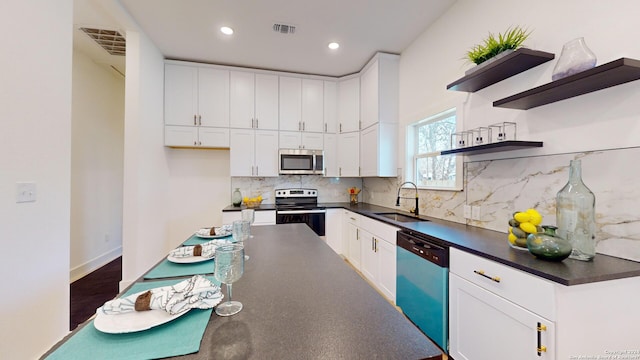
[328, 42, 340, 50]
[220, 26, 234, 35]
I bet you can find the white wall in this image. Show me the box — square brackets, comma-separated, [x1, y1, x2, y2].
[121, 30, 169, 288]
[0, 1, 73, 358]
[363, 0, 640, 262]
[70, 49, 125, 281]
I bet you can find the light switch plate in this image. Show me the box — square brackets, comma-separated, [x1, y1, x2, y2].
[463, 205, 472, 219]
[16, 182, 37, 203]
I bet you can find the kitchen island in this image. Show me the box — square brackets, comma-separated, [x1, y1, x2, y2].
[43, 223, 443, 359]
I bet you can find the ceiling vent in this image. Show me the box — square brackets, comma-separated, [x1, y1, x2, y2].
[80, 27, 126, 56]
[273, 23, 296, 35]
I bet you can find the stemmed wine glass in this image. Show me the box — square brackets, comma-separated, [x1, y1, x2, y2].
[233, 219, 251, 260]
[241, 209, 255, 238]
[214, 243, 245, 317]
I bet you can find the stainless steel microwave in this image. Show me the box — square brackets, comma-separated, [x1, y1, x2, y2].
[279, 149, 324, 175]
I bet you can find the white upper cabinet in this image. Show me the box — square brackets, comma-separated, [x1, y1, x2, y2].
[360, 122, 397, 177]
[338, 132, 360, 177]
[360, 53, 399, 130]
[323, 133, 338, 177]
[280, 77, 324, 133]
[301, 79, 324, 132]
[338, 76, 360, 133]
[230, 129, 278, 177]
[323, 81, 338, 133]
[230, 71, 278, 130]
[279, 76, 302, 131]
[164, 64, 229, 128]
[279, 131, 323, 150]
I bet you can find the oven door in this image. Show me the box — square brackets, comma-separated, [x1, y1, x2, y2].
[276, 209, 326, 236]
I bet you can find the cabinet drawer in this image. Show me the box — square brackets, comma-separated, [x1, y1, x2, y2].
[360, 216, 398, 245]
[344, 210, 360, 226]
[450, 248, 556, 320]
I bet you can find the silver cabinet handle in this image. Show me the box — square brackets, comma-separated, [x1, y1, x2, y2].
[198, 115, 202, 126]
[302, 122, 305, 131]
[339, 123, 342, 133]
[324, 123, 327, 132]
[256, 118, 258, 128]
[339, 167, 342, 176]
[298, 121, 301, 131]
[198, 141, 201, 146]
[193, 115, 197, 125]
[255, 166, 258, 176]
[194, 140, 197, 146]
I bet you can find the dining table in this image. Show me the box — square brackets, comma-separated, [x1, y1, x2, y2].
[42, 223, 444, 359]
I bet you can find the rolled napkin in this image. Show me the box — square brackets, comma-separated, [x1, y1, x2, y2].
[101, 275, 223, 315]
[169, 244, 216, 258]
[197, 224, 232, 237]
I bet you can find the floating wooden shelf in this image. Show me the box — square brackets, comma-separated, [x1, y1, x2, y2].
[447, 49, 555, 92]
[493, 58, 640, 109]
[440, 140, 543, 156]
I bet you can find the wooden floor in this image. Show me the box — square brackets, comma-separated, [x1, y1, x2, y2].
[69, 256, 122, 330]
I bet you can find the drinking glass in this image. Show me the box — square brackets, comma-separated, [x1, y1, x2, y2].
[232, 219, 251, 260]
[241, 209, 255, 239]
[214, 244, 245, 316]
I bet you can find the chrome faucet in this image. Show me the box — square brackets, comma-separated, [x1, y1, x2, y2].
[396, 181, 419, 217]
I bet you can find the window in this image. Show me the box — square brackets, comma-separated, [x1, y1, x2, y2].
[408, 108, 462, 190]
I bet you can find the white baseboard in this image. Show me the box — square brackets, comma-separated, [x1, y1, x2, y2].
[69, 247, 122, 283]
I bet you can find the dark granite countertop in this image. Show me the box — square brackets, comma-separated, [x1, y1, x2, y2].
[43, 224, 443, 359]
[336, 202, 640, 286]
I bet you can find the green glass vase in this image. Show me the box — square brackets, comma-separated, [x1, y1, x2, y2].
[526, 225, 572, 262]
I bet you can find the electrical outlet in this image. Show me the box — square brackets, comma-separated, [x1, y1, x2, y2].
[16, 182, 37, 203]
[463, 205, 472, 219]
[472, 206, 481, 220]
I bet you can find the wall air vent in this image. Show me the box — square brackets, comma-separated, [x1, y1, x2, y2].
[80, 28, 126, 56]
[273, 23, 296, 34]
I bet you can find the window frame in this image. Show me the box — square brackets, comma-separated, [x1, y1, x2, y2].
[406, 108, 463, 191]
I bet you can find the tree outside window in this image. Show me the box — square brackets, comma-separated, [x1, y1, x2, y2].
[412, 109, 459, 189]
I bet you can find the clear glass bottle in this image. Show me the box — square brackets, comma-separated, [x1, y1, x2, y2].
[551, 37, 597, 81]
[556, 160, 596, 261]
[232, 188, 242, 207]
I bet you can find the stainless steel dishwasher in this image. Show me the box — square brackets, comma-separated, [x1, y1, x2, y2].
[396, 229, 449, 352]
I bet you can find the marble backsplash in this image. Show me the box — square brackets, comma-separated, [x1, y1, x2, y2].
[231, 176, 363, 204]
[363, 147, 640, 262]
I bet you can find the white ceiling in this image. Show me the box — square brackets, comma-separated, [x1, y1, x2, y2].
[74, 0, 456, 77]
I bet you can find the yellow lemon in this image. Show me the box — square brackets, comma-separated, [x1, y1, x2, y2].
[514, 212, 531, 223]
[508, 232, 517, 244]
[243, 197, 249, 202]
[526, 208, 543, 225]
[257, 195, 263, 201]
[519, 221, 537, 234]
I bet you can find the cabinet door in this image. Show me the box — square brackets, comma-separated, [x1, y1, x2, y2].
[347, 223, 361, 270]
[230, 71, 255, 129]
[323, 133, 338, 177]
[198, 67, 229, 127]
[360, 228, 377, 284]
[199, 127, 229, 148]
[325, 209, 343, 255]
[323, 81, 338, 133]
[359, 124, 378, 177]
[338, 77, 360, 133]
[338, 132, 360, 177]
[230, 129, 255, 176]
[377, 237, 396, 302]
[254, 130, 279, 177]
[165, 64, 197, 126]
[360, 60, 379, 130]
[165, 125, 197, 147]
[254, 74, 279, 130]
[449, 273, 556, 360]
[279, 131, 301, 149]
[301, 132, 323, 150]
[279, 76, 302, 131]
[302, 78, 324, 132]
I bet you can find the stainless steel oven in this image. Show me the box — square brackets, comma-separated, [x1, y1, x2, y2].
[275, 188, 325, 236]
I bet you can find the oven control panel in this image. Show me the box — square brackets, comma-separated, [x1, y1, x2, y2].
[275, 189, 317, 198]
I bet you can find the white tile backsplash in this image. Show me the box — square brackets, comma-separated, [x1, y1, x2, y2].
[231, 176, 363, 204]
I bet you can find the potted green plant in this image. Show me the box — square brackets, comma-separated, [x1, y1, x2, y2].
[465, 26, 531, 74]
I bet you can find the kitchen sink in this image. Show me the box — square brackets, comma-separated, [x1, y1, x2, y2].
[375, 212, 428, 223]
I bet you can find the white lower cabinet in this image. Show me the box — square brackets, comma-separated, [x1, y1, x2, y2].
[343, 210, 361, 270]
[325, 209, 343, 254]
[222, 210, 275, 226]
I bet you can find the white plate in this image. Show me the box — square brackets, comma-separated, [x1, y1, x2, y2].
[93, 292, 189, 333]
[194, 229, 231, 239]
[166, 253, 214, 264]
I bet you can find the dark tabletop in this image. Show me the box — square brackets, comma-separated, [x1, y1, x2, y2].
[44, 223, 443, 360]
